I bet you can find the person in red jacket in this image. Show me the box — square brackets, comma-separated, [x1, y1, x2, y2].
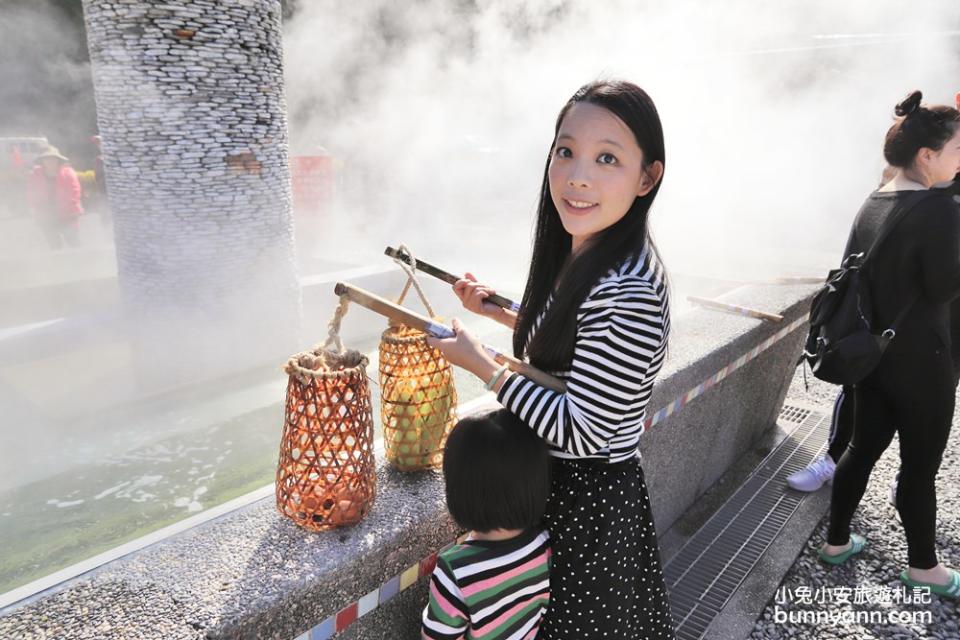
[27, 146, 83, 249]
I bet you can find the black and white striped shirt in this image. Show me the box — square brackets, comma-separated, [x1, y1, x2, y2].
[496, 246, 670, 463]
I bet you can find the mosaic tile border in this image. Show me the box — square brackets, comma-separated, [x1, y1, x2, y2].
[643, 316, 805, 430]
[292, 532, 470, 639]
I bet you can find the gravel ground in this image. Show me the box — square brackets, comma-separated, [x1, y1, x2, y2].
[0, 581, 203, 640]
[749, 366, 960, 640]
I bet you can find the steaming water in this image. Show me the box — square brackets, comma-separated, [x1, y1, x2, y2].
[2, 0, 959, 600]
[0, 223, 728, 597]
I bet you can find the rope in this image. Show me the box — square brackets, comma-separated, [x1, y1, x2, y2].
[321, 294, 351, 354]
[313, 293, 382, 389]
[392, 243, 436, 319]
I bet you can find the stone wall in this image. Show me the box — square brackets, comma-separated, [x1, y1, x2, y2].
[81, 0, 301, 388]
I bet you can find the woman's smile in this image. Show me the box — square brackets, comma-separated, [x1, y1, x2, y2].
[561, 197, 598, 215]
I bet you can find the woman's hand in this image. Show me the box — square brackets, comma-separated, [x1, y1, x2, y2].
[453, 272, 500, 317]
[425, 317, 500, 382]
[453, 272, 517, 329]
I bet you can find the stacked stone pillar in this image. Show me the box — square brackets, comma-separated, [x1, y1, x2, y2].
[81, 0, 301, 388]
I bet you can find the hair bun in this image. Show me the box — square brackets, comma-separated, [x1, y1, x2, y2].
[895, 90, 923, 117]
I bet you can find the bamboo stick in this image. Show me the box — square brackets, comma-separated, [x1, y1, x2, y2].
[687, 296, 784, 323]
[384, 246, 521, 312]
[671, 271, 825, 287]
[333, 282, 566, 393]
[770, 276, 825, 285]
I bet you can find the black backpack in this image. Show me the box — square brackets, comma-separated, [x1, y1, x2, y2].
[803, 190, 934, 385]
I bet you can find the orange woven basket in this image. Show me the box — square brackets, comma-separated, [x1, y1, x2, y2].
[379, 322, 457, 471]
[276, 314, 376, 531]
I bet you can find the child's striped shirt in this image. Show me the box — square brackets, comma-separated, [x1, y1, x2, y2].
[422, 528, 551, 640]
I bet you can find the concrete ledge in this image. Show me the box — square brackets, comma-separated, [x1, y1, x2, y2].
[0, 283, 818, 640]
[643, 283, 816, 533]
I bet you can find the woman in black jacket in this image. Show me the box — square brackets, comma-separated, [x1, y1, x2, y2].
[819, 91, 960, 598]
[788, 167, 960, 497]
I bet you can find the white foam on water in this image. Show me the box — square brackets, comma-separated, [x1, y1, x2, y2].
[45, 499, 86, 508]
[93, 482, 131, 500]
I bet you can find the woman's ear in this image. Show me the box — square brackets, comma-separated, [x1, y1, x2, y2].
[637, 161, 664, 197]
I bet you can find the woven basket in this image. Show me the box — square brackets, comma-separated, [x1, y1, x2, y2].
[276, 347, 376, 531]
[379, 321, 457, 471]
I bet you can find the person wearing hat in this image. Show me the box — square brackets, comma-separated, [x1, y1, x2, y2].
[26, 145, 83, 249]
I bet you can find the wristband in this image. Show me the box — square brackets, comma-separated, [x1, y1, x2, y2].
[484, 364, 510, 391]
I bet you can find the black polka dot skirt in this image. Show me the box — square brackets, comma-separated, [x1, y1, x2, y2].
[538, 455, 675, 640]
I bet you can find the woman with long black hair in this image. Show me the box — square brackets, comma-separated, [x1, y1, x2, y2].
[819, 91, 960, 600]
[427, 79, 675, 638]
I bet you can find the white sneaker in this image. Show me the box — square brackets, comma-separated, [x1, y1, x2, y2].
[786, 455, 836, 492]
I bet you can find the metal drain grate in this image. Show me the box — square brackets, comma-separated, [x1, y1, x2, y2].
[778, 404, 812, 424]
[664, 404, 830, 640]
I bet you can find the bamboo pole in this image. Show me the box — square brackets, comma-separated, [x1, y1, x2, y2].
[687, 296, 784, 323]
[333, 282, 566, 393]
[384, 246, 521, 312]
[769, 276, 825, 285]
[671, 271, 825, 287]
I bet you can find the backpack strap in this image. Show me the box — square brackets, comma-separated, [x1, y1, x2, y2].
[860, 190, 936, 269]
[882, 291, 921, 339]
[862, 190, 938, 338]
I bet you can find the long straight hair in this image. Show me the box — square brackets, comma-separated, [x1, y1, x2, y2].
[513, 80, 668, 372]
